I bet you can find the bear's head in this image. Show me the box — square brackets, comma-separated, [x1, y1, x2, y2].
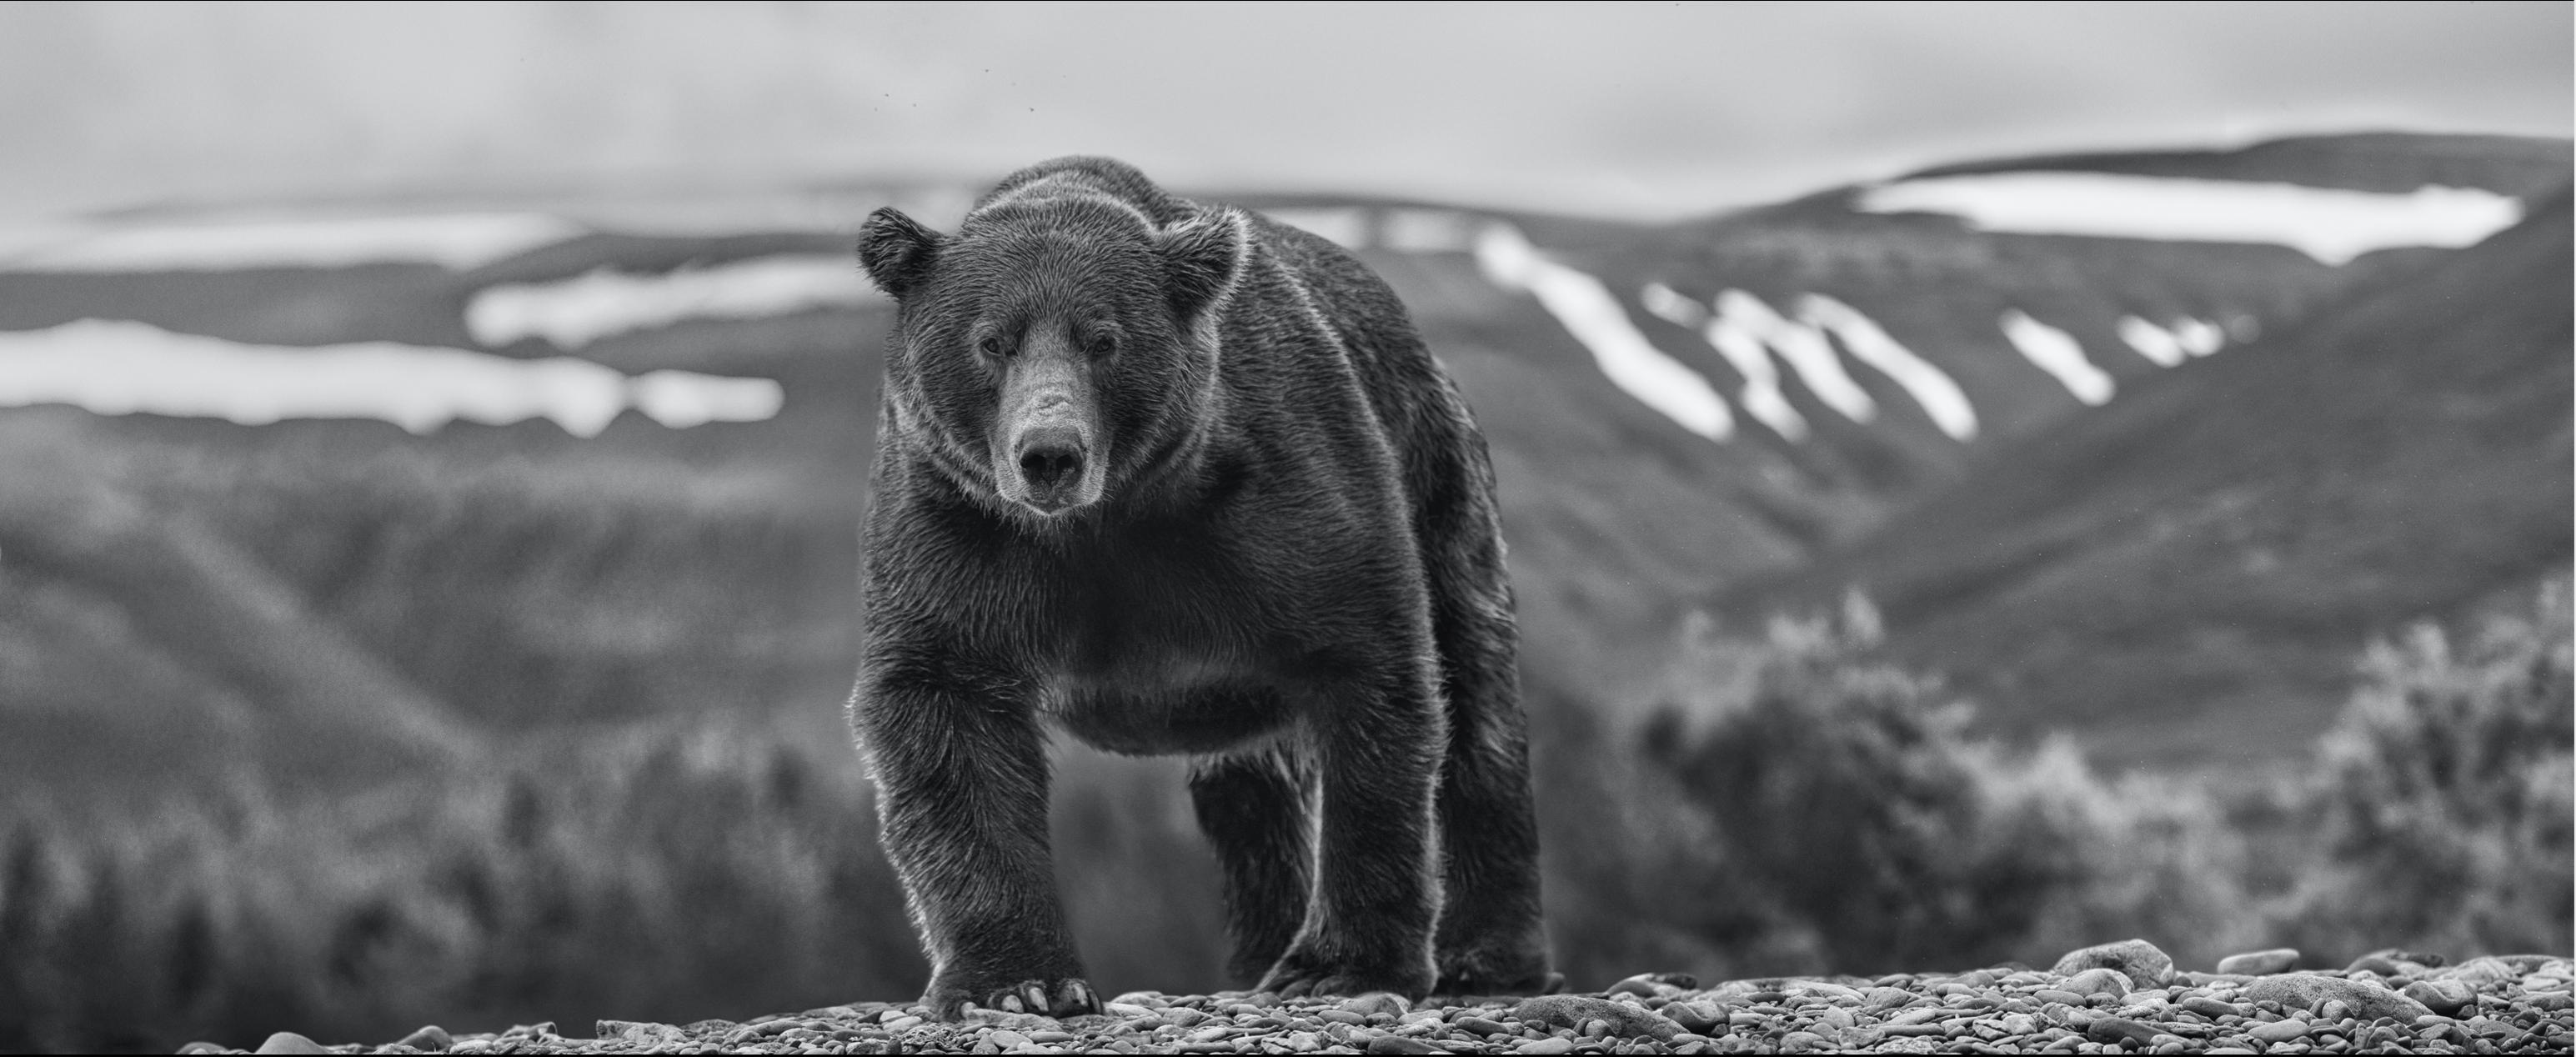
[858, 193, 1246, 523]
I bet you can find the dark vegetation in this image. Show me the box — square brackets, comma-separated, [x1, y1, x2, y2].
[1, 579, 2564, 1052]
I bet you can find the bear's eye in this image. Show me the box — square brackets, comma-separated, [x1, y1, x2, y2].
[1085, 332, 1119, 358]
[976, 335, 1010, 359]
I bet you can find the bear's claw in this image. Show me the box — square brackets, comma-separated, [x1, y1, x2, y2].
[982, 978, 1099, 1018]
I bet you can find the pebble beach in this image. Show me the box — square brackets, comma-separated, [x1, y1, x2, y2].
[190, 941, 2572, 1055]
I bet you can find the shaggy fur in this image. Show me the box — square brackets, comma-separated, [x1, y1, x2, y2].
[849, 157, 1548, 1019]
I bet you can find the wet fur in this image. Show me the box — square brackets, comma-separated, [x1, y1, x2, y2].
[849, 157, 1549, 1018]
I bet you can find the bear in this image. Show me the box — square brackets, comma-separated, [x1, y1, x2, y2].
[848, 156, 1549, 1019]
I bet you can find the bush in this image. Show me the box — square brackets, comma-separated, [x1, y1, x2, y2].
[1626, 595, 2256, 977]
[2267, 579, 2574, 962]
[0, 724, 925, 1054]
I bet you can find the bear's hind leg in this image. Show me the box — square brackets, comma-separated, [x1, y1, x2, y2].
[1188, 748, 1313, 988]
[1428, 586, 1553, 994]
[1254, 664, 1444, 999]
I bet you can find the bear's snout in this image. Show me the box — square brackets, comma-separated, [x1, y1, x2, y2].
[1014, 425, 1090, 512]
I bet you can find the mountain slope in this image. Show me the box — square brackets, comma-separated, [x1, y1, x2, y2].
[1722, 186, 2575, 772]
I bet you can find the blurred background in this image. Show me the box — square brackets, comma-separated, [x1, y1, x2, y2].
[0, 2, 2568, 1051]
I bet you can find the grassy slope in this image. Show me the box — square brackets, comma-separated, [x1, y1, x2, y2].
[1725, 188, 2575, 773]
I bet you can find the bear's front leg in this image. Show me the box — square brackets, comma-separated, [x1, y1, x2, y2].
[857, 660, 1097, 1019]
[1256, 661, 1444, 999]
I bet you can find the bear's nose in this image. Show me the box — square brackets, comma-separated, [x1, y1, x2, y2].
[1015, 425, 1087, 507]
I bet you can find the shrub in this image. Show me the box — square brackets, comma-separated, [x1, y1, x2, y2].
[1630, 596, 2256, 976]
[2268, 579, 2574, 962]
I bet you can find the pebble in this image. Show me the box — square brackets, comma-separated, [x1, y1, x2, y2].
[2180, 996, 2243, 1019]
[1339, 993, 1411, 1019]
[253, 1032, 328, 1054]
[2054, 939, 2177, 989]
[2061, 968, 2133, 998]
[2252, 1018, 2314, 1043]
[2216, 949, 2301, 976]
[2245, 972, 2434, 1023]
[1515, 1039, 1576, 1055]
[398, 1024, 455, 1051]
[2086, 1016, 2162, 1046]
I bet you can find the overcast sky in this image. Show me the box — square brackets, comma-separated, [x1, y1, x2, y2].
[0, 1, 2566, 223]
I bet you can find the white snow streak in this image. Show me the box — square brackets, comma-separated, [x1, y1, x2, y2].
[0, 319, 781, 436]
[2118, 314, 2232, 368]
[2174, 318, 2226, 358]
[1855, 173, 2521, 265]
[0, 213, 583, 273]
[1474, 224, 1733, 439]
[1714, 289, 1878, 423]
[467, 255, 880, 349]
[1641, 283, 1808, 440]
[2000, 310, 2115, 405]
[1794, 294, 1979, 441]
[2117, 316, 2188, 368]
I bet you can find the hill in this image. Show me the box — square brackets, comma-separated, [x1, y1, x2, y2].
[1721, 187, 2574, 772]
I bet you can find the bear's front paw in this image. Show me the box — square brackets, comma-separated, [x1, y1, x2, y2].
[925, 976, 1100, 1020]
[1435, 933, 1555, 995]
[1255, 946, 1433, 1001]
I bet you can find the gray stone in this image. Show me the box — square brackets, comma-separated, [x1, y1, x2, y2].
[2243, 974, 2432, 1023]
[2248, 1019, 2312, 1044]
[2444, 958, 2515, 985]
[1511, 995, 1683, 1041]
[1607, 972, 1697, 996]
[2062, 968, 2133, 998]
[1338, 993, 1411, 1019]
[1366, 1036, 1442, 1055]
[2054, 939, 2176, 988]
[1660, 1002, 1722, 1035]
[2086, 1017, 2161, 1046]
[2180, 996, 2243, 1019]
[175, 1044, 228, 1055]
[253, 1034, 329, 1055]
[2216, 949, 2300, 976]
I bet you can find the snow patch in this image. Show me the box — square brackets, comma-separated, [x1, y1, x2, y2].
[1474, 224, 1733, 440]
[2175, 318, 2227, 357]
[1642, 283, 1808, 440]
[2000, 310, 2115, 405]
[467, 254, 880, 349]
[1855, 173, 2522, 265]
[2117, 316, 2188, 368]
[2117, 315, 2230, 367]
[1794, 295, 1979, 441]
[0, 319, 781, 436]
[0, 213, 583, 273]
[1714, 290, 1877, 423]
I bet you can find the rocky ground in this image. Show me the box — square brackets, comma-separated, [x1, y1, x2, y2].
[186, 942, 2571, 1055]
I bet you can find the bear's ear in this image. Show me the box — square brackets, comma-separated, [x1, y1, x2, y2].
[857, 208, 943, 298]
[1157, 209, 1248, 324]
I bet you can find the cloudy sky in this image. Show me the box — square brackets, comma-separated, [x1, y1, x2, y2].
[0, 1, 2566, 223]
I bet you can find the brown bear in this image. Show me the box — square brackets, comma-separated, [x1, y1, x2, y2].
[849, 157, 1548, 1019]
